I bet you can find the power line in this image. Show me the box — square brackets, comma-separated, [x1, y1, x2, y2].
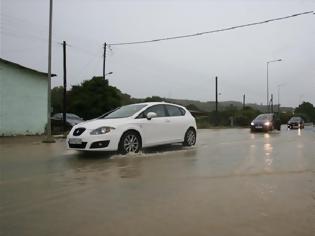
[108, 11, 313, 46]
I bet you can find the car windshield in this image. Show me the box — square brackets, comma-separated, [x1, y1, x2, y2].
[104, 104, 147, 119]
[289, 117, 301, 122]
[255, 114, 272, 121]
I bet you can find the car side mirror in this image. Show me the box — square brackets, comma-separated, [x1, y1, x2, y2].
[146, 112, 157, 120]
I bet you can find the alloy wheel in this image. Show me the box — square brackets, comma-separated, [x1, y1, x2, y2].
[123, 134, 139, 153]
[186, 129, 196, 146]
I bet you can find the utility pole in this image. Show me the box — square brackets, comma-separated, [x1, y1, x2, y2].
[277, 85, 280, 113]
[63, 41, 67, 133]
[266, 62, 269, 112]
[103, 42, 107, 80]
[215, 76, 218, 113]
[243, 94, 245, 109]
[215, 76, 218, 126]
[43, 0, 55, 143]
[270, 94, 273, 113]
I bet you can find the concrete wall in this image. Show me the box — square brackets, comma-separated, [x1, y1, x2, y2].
[0, 61, 48, 135]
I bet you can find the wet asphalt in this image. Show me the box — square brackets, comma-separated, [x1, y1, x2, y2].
[0, 126, 314, 236]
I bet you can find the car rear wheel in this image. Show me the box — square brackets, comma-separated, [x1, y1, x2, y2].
[118, 131, 141, 155]
[183, 128, 196, 146]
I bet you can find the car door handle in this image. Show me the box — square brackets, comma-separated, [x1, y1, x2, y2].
[165, 119, 171, 123]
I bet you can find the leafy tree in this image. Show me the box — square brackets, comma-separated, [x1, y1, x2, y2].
[235, 106, 260, 126]
[68, 76, 122, 119]
[51, 86, 64, 114]
[294, 102, 315, 122]
[51, 77, 122, 120]
[143, 96, 164, 102]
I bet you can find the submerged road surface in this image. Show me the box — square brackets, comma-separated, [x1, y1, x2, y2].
[1, 127, 315, 236]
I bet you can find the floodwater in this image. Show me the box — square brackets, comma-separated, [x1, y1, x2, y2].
[1, 127, 314, 236]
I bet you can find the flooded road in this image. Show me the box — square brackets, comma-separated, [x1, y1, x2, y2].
[1, 127, 315, 236]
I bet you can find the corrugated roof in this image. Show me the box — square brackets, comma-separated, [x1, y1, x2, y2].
[0, 58, 57, 77]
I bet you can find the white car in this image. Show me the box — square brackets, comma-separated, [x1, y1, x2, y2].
[66, 102, 197, 154]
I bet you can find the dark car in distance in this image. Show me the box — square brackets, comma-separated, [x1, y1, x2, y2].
[250, 113, 281, 132]
[51, 113, 84, 132]
[287, 116, 304, 129]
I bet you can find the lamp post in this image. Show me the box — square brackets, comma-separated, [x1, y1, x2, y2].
[266, 59, 282, 112]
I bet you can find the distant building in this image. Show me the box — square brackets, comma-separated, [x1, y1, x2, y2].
[0, 58, 55, 136]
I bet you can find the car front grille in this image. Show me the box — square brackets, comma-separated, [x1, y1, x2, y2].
[73, 128, 86, 136]
[69, 142, 87, 149]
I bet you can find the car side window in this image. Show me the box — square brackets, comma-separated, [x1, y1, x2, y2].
[141, 105, 167, 118]
[165, 105, 183, 117]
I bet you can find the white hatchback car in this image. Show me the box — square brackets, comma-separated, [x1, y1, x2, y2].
[66, 102, 197, 154]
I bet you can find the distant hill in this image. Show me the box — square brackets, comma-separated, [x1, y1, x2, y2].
[152, 97, 294, 113]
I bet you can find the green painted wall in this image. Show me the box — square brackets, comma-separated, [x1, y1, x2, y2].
[0, 61, 48, 135]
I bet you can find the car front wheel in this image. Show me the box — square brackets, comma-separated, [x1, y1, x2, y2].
[118, 131, 141, 155]
[183, 128, 196, 146]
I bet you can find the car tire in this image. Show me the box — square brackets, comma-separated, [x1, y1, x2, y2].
[118, 131, 141, 155]
[183, 128, 196, 146]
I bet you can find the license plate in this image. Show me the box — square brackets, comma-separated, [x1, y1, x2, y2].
[256, 126, 263, 129]
[69, 138, 82, 144]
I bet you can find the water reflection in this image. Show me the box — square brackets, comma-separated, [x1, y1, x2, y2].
[264, 139, 273, 172]
[116, 158, 142, 178]
[264, 133, 270, 139]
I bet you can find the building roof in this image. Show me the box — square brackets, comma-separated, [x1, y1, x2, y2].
[0, 58, 57, 77]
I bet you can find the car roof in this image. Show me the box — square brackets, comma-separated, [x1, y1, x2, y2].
[132, 102, 186, 109]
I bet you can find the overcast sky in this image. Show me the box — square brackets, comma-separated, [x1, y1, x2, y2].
[1, 0, 314, 107]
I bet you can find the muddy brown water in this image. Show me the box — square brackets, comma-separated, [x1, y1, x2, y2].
[1, 127, 314, 236]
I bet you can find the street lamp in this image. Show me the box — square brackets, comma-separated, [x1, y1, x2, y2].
[266, 59, 282, 112]
[105, 72, 113, 76]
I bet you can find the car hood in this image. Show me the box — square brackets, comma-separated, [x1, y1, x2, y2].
[73, 118, 132, 130]
[252, 119, 270, 124]
[67, 119, 83, 125]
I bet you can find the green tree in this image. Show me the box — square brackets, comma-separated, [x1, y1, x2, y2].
[51, 86, 64, 114]
[67, 76, 122, 119]
[294, 102, 315, 122]
[235, 106, 260, 126]
[143, 96, 164, 102]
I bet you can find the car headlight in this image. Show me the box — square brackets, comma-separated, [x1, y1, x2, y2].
[251, 122, 254, 126]
[90, 127, 115, 135]
[264, 121, 270, 126]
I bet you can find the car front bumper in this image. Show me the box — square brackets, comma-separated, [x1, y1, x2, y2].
[287, 123, 301, 129]
[250, 124, 272, 131]
[66, 130, 121, 151]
